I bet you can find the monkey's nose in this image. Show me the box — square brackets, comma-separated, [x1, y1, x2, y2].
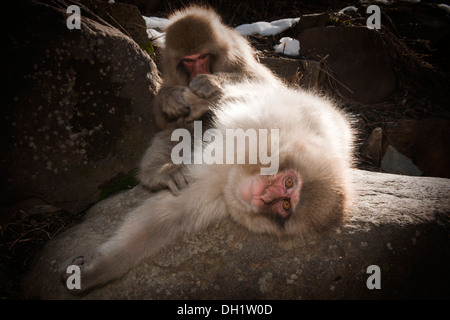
[260, 192, 275, 204]
[260, 186, 284, 204]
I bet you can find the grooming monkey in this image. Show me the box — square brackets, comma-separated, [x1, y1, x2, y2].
[61, 81, 354, 292]
[140, 6, 281, 194]
[154, 5, 279, 130]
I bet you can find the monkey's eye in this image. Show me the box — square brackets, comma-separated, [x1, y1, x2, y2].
[282, 200, 291, 211]
[285, 177, 294, 188]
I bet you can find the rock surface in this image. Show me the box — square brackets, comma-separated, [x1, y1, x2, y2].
[81, 0, 151, 48]
[260, 57, 325, 89]
[3, 0, 160, 214]
[298, 26, 397, 104]
[381, 145, 423, 176]
[22, 170, 450, 299]
[382, 119, 450, 178]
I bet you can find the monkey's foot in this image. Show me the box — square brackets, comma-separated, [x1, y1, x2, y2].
[60, 251, 105, 293]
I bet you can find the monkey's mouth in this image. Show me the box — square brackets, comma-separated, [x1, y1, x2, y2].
[238, 176, 256, 204]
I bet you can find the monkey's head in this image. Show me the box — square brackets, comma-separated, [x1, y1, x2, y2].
[216, 85, 353, 239]
[225, 156, 350, 239]
[163, 6, 251, 85]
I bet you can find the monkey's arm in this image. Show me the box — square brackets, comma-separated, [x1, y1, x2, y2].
[156, 72, 265, 129]
[138, 130, 193, 195]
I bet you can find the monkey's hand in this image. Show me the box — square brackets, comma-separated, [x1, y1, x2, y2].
[140, 163, 193, 196]
[157, 85, 191, 119]
[182, 89, 212, 124]
[189, 74, 225, 102]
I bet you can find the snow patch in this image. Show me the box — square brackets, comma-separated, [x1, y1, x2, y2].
[235, 18, 300, 36]
[274, 37, 300, 56]
[338, 6, 358, 15]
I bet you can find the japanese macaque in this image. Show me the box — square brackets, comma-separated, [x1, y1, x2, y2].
[60, 82, 354, 292]
[141, 6, 281, 194]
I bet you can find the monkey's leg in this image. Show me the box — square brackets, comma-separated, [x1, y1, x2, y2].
[61, 185, 225, 292]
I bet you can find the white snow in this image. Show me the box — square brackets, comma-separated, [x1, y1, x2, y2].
[274, 37, 300, 56]
[146, 29, 165, 47]
[235, 17, 300, 36]
[338, 6, 358, 15]
[143, 16, 169, 47]
[142, 16, 170, 30]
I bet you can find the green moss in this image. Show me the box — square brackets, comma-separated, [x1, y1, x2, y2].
[330, 16, 357, 27]
[98, 173, 139, 201]
[141, 40, 155, 60]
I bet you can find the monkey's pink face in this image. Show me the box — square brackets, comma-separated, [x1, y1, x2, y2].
[239, 169, 302, 218]
[182, 53, 211, 81]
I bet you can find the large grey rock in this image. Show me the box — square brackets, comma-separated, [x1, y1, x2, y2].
[3, 0, 160, 215]
[22, 170, 450, 299]
[381, 145, 423, 176]
[80, 0, 152, 48]
[382, 119, 450, 178]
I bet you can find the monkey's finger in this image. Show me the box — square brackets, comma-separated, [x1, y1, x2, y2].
[172, 171, 188, 190]
[186, 104, 210, 122]
[166, 179, 181, 196]
[178, 104, 191, 116]
[184, 119, 195, 132]
[163, 96, 190, 118]
[185, 174, 194, 184]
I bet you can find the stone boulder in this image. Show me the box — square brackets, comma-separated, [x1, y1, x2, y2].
[22, 170, 450, 299]
[3, 0, 160, 215]
[380, 145, 423, 176]
[120, 0, 161, 16]
[260, 57, 326, 89]
[79, 0, 152, 48]
[295, 12, 329, 34]
[298, 27, 397, 104]
[382, 119, 450, 178]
